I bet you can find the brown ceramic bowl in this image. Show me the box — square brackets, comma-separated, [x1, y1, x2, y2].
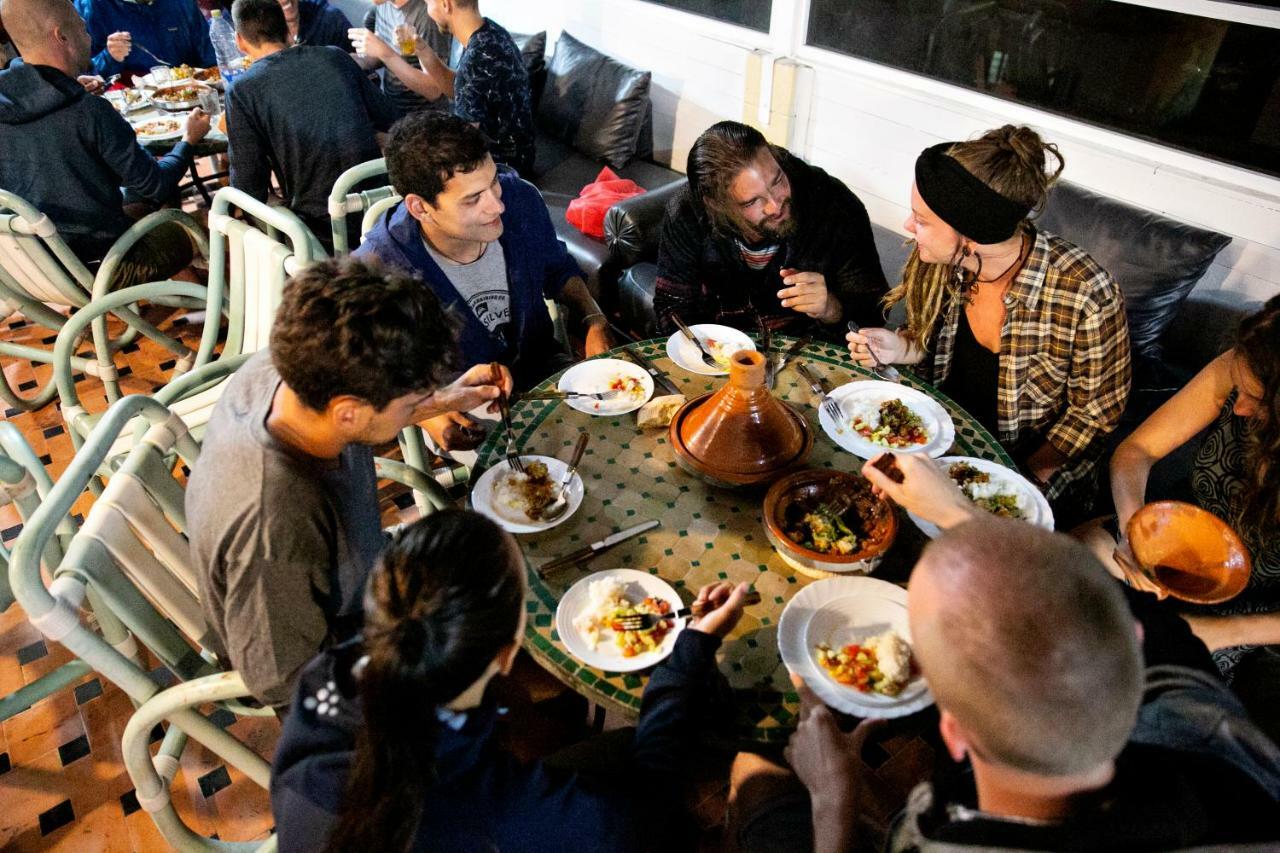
[1126, 500, 1251, 604]
[670, 392, 814, 489]
[763, 469, 898, 574]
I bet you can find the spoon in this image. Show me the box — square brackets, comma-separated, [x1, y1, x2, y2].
[846, 320, 901, 382]
[542, 431, 590, 521]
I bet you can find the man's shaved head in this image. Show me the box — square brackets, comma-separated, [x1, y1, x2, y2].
[908, 519, 1143, 777]
[1, 0, 79, 54]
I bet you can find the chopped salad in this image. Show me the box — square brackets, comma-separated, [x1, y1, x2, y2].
[850, 398, 929, 448]
[815, 630, 912, 696]
[573, 578, 674, 658]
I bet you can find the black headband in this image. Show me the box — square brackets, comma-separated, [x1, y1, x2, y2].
[914, 143, 1029, 245]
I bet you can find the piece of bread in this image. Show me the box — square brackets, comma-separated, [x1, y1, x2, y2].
[636, 394, 686, 429]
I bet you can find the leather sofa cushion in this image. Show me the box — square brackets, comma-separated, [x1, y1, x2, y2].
[510, 30, 547, 112]
[537, 32, 652, 170]
[617, 261, 661, 338]
[1036, 181, 1231, 363]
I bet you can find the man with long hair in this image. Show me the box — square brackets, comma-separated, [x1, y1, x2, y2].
[654, 120, 887, 337]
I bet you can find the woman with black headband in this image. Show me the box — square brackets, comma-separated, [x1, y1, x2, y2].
[847, 125, 1131, 520]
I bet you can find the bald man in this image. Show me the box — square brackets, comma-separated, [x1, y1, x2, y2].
[0, 0, 208, 278]
[731, 456, 1280, 852]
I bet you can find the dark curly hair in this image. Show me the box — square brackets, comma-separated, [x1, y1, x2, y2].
[324, 510, 524, 853]
[1235, 294, 1280, 534]
[270, 256, 457, 412]
[385, 111, 490, 207]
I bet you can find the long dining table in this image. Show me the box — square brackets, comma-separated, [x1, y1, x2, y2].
[474, 334, 1015, 744]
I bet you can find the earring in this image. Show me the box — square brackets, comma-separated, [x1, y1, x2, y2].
[952, 246, 976, 292]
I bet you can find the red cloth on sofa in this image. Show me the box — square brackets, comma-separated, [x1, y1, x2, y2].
[565, 167, 645, 239]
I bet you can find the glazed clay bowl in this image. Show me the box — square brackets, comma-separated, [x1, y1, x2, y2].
[670, 393, 814, 488]
[1126, 501, 1251, 604]
[763, 469, 898, 575]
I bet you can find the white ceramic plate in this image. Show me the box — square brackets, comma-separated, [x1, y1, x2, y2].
[778, 576, 933, 719]
[131, 116, 183, 142]
[909, 456, 1055, 538]
[817, 380, 954, 460]
[469, 455, 584, 534]
[105, 89, 148, 113]
[665, 324, 756, 376]
[555, 569, 684, 672]
[557, 358, 654, 416]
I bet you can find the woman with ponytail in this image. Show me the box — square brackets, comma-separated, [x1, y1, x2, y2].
[270, 509, 752, 852]
[847, 126, 1131, 522]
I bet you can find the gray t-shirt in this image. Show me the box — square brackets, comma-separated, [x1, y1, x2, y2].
[423, 237, 510, 334]
[363, 0, 451, 117]
[186, 350, 384, 708]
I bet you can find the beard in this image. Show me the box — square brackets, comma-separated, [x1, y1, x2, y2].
[755, 208, 797, 241]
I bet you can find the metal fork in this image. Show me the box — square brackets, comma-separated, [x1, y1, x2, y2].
[796, 361, 844, 424]
[613, 589, 764, 631]
[492, 363, 524, 474]
[133, 42, 173, 68]
[670, 314, 722, 369]
[541, 431, 590, 522]
[519, 389, 626, 402]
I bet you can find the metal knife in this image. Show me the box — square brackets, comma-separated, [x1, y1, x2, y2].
[795, 361, 831, 396]
[537, 519, 661, 576]
[776, 334, 813, 378]
[758, 316, 775, 389]
[617, 345, 681, 397]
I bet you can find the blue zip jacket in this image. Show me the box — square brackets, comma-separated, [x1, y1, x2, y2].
[355, 167, 581, 389]
[78, 0, 217, 77]
[0, 60, 192, 259]
[216, 0, 351, 49]
[271, 629, 723, 852]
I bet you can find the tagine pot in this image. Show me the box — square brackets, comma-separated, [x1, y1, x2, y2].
[670, 349, 813, 488]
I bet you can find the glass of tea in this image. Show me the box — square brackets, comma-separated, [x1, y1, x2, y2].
[1124, 501, 1251, 604]
[395, 24, 417, 56]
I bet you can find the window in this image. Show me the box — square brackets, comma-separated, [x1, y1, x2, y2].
[806, 1, 1280, 177]
[638, 0, 772, 33]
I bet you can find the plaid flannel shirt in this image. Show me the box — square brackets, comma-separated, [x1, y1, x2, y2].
[921, 229, 1131, 500]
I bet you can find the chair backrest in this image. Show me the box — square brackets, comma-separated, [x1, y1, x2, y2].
[328, 157, 398, 255]
[206, 187, 322, 364]
[0, 189, 95, 311]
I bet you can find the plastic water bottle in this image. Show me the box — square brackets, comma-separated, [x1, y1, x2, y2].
[209, 10, 247, 84]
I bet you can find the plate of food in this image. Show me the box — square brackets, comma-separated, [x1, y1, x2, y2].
[665, 324, 756, 375]
[909, 456, 1054, 539]
[131, 116, 183, 142]
[172, 64, 224, 89]
[148, 82, 209, 110]
[470, 455, 584, 534]
[818, 380, 954, 460]
[556, 570, 684, 672]
[778, 576, 932, 718]
[557, 358, 654, 416]
[105, 88, 148, 113]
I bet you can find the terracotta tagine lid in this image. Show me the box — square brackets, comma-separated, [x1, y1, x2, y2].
[670, 349, 813, 487]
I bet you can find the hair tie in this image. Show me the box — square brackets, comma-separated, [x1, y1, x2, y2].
[915, 143, 1030, 245]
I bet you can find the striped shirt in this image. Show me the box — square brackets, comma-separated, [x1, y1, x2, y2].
[736, 239, 781, 271]
[920, 229, 1131, 501]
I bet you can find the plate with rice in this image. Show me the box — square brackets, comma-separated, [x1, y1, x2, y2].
[555, 570, 684, 672]
[470, 455, 584, 534]
[909, 456, 1054, 538]
[817, 380, 954, 460]
[778, 576, 933, 718]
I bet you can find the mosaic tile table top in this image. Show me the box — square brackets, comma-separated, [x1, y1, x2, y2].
[475, 336, 1013, 744]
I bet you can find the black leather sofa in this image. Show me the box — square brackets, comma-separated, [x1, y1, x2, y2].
[512, 30, 682, 307]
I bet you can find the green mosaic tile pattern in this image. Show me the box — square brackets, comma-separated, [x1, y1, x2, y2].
[476, 336, 1012, 743]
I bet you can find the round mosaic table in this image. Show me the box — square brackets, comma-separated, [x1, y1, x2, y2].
[474, 336, 1014, 744]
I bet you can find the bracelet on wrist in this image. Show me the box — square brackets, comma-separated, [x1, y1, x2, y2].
[582, 312, 607, 329]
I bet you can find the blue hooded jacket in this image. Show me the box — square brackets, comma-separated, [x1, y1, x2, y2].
[78, 0, 216, 77]
[0, 60, 192, 259]
[355, 168, 581, 389]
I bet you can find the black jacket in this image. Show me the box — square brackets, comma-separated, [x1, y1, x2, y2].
[653, 149, 887, 338]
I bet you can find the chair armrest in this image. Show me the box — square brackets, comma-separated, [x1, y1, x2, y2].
[604, 178, 687, 267]
[92, 209, 210, 301]
[374, 456, 453, 514]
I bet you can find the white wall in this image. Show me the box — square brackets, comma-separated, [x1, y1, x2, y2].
[483, 0, 1280, 307]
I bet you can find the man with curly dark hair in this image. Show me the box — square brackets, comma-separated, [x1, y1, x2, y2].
[186, 256, 510, 709]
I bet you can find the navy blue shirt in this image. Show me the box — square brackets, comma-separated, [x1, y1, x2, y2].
[355, 167, 579, 389]
[227, 46, 395, 247]
[0, 61, 192, 259]
[78, 0, 217, 77]
[454, 18, 534, 177]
